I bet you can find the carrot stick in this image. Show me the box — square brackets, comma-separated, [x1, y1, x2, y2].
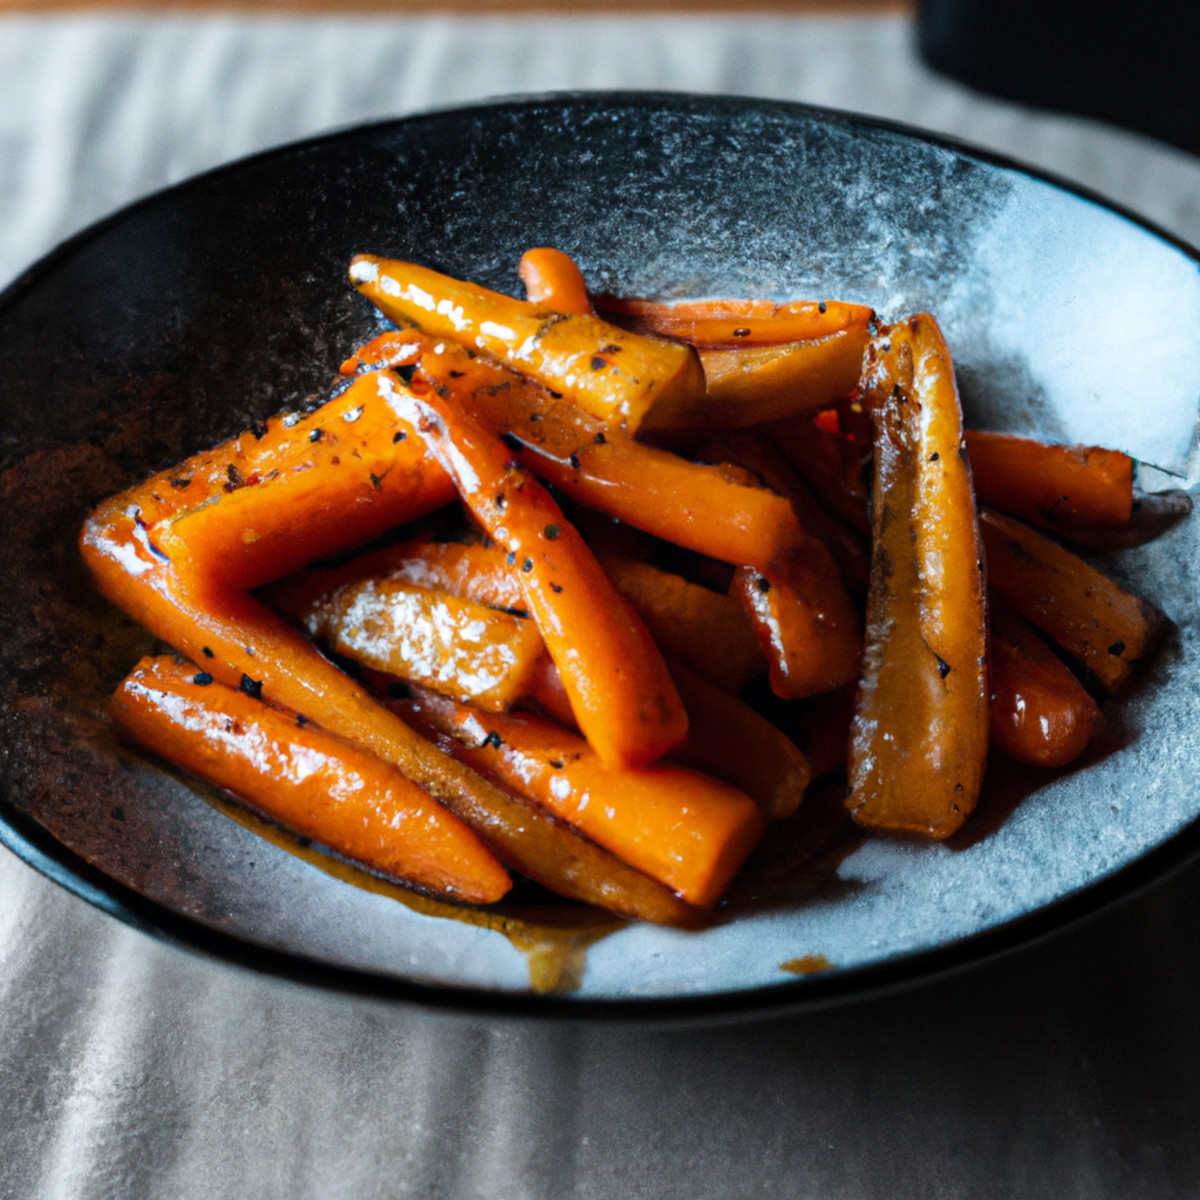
[847, 315, 989, 839]
[518, 247, 595, 315]
[153, 370, 456, 591]
[380, 368, 688, 769]
[730, 538, 862, 700]
[700, 432, 870, 595]
[352, 330, 804, 571]
[113, 655, 512, 904]
[300, 577, 548, 712]
[349, 255, 704, 433]
[987, 596, 1104, 767]
[600, 557, 765, 692]
[596, 294, 875, 346]
[265, 534, 529, 621]
[966, 430, 1134, 531]
[980, 508, 1169, 694]
[694, 332, 869, 426]
[401, 690, 765, 910]
[667, 661, 810, 821]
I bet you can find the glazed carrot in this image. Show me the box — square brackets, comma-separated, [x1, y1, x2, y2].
[265, 534, 529, 621]
[350, 330, 803, 571]
[695, 332, 870, 426]
[154, 370, 456, 591]
[980, 507, 1168, 694]
[518, 246, 594, 315]
[730, 538, 862, 700]
[301, 578, 548, 712]
[701, 432, 870, 595]
[113, 656, 512, 904]
[381, 368, 688, 769]
[600, 557, 765, 692]
[81, 372, 686, 897]
[596, 294, 875, 346]
[987, 596, 1104, 767]
[402, 691, 765, 910]
[349, 255, 704, 433]
[667, 661, 810, 821]
[966, 431, 1134, 532]
[847, 315, 988, 839]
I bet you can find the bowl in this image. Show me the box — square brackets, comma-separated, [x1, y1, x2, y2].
[2, 93, 1198, 1019]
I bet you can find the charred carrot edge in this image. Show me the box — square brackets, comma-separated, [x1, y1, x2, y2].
[966, 430, 1134, 531]
[980, 507, 1169, 694]
[349, 255, 704, 433]
[600, 556, 765, 693]
[667, 661, 810, 822]
[113, 656, 512, 904]
[595, 294, 876, 347]
[382, 365, 688, 769]
[987, 596, 1104, 767]
[350, 330, 804, 571]
[518, 247, 595, 315]
[301, 578, 548, 713]
[401, 690, 765, 910]
[847, 315, 989, 840]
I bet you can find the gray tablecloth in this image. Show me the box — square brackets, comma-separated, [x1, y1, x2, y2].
[4, 14, 1200, 1198]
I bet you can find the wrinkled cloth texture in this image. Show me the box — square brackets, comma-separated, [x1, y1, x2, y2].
[4, 14, 1200, 1199]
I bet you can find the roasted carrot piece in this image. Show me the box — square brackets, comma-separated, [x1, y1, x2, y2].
[966, 431, 1134, 531]
[700, 432, 870, 595]
[847, 315, 989, 839]
[980, 507, 1169, 694]
[264, 534, 529, 620]
[730, 538, 862, 700]
[596, 294, 875, 347]
[153, 370, 456, 591]
[350, 330, 804, 571]
[300, 578, 548, 712]
[667, 661, 810, 821]
[518, 246, 595, 315]
[987, 596, 1104, 767]
[600, 557, 765, 692]
[402, 691, 765, 910]
[381, 367, 688, 769]
[349, 255, 704, 433]
[694, 332, 870, 427]
[113, 655, 512, 904]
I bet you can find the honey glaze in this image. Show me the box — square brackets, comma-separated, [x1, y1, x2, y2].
[190, 780, 626, 995]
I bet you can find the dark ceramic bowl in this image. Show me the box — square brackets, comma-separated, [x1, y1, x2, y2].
[2, 94, 1198, 1019]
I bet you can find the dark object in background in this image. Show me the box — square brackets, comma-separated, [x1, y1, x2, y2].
[917, 0, 1200, 157]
